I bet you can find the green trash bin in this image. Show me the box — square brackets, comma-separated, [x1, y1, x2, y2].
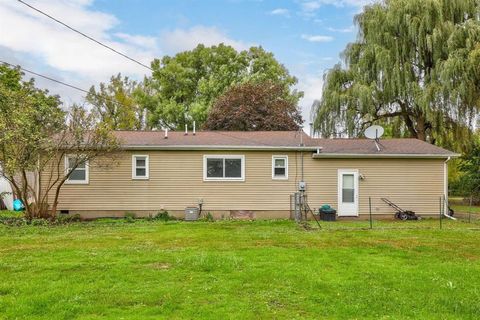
[319, 204, 336, 221]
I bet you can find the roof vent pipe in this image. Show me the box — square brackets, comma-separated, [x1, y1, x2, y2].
[184, 124, 188, 135]
[193, 121, 196, 136]
[164, 128, 168, 139]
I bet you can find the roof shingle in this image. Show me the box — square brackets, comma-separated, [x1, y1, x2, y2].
[113, 130, 456, 157]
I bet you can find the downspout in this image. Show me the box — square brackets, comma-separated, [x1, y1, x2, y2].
[443, 156, 456, 220]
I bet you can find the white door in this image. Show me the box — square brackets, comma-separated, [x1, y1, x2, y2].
[337, 170, 359, 216]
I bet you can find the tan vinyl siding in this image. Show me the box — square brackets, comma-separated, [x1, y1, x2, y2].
[43, 151, 299, 212]
[304, 158, 444, 216]
[41, 150, 445, 216]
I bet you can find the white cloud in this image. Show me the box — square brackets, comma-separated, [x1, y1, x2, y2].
[327, 26, 355, 33]
[301, 1, 321, 12]
[301, 34, 334, 42]
[114, 33, 158, 51]
[301, 0, 375, 11]
[0, 1, 249, 104]
[297, 73, 324, 123]
[0, 0, 156, 83]
[269, 8, 290, 17]
[299, 0, 376, 17]
[160, 26, 250, 54]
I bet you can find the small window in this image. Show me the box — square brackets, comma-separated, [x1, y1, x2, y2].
[272, 156, 288, 180]
[65, 155, 89, 184]
[204, 155, 245, 181]
[132, 155, 149, 180]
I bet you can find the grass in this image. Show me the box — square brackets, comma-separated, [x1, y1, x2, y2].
[449, 196, 480, 215]
[0, 218, 479, 319]
[0, 210, 23, 218]
[451, 204, 480, 214]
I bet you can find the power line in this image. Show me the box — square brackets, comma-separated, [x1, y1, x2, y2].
[16, 0, 153, 71]
[1, 60, 90, 94]
[0, 60, 135, 111]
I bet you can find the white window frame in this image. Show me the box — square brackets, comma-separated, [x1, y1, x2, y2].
[65, 155, 89, 185]
[272, 155, 288, 180]
[203, 155, 245, 182]
[132, 155, 149, 180]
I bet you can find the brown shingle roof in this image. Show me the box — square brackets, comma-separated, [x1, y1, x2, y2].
[311, 138, 457, 156]
[114, 130, 456, 157]
[115, 131, 312, 148]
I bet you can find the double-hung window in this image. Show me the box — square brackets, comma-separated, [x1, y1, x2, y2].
[203, 155, 245, 181]
[65, 155, 89, 184]
[272, 156, 288, 180]
[132, 155, 149, 180]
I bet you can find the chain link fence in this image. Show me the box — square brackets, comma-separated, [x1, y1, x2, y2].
[296, 194, 480, 231]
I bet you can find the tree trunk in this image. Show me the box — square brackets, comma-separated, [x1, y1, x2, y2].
[415, 116, 427, 141]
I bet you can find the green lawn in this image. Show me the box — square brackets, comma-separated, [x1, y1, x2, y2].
[446, 197, 480, 215]
[0, 219, 479, 319]
[451, 204, 480, 214]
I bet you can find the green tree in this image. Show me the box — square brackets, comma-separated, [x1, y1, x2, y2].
[313, 0, 480, 149]
[204, 81, 303, 131]
[454, 138, 480, 203]
[143, 44, 302, 130]
[87, 74, 146, 130]
[0, 64, 118, 219]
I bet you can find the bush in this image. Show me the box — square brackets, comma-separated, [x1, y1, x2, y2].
[0, 216, 28, 227]
[0, 213, 85, 227]
[201, 212, 214, 222]
[124, 212, 136, 223]
[56, 214, 82, 224]
[153, 210, 175, 221]
[30, 218, 50, 226]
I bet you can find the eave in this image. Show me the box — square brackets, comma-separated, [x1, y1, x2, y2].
[122, 145, 322, 152]
[311, 153, 460, 159]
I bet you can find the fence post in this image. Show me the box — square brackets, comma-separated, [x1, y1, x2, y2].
[369, 197, 373, 229]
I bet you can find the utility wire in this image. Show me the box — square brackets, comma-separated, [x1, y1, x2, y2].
[16, 0, 153, 71]
[1, 60, 90, 94]
[0, 60, 135, 111]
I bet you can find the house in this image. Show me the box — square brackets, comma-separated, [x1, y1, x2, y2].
[45, 131, 457, 219]
[0, 165, 14, 210]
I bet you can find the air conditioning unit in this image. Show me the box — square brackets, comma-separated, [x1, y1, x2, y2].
[184, 207, 200, 221]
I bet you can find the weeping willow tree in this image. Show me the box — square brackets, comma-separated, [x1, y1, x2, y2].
[312, 0, 480, 149]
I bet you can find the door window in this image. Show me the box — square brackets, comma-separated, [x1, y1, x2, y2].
[342, 174, 355, 203]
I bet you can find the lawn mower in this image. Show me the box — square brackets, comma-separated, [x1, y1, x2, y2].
[381, 198, 420, 220]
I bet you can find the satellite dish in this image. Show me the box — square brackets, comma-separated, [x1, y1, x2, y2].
[364, 125, 384, 140]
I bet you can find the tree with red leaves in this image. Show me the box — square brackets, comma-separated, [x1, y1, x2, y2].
[204, 81, 303, 131]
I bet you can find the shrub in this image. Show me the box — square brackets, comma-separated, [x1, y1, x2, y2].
[124, 212, 136, 223]
[0, 216, 28, 227]
[153, 210, 175, 221]
[201, 212, 214, 222]
[56, 214, 82, 224]
[30, 219, 50, 226]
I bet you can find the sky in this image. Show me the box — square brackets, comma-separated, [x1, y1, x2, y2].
[0, 0, 375, 124]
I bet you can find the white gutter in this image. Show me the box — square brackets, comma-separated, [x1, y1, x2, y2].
[312, 153, 460, 159]
[123, 145, 322, 152]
